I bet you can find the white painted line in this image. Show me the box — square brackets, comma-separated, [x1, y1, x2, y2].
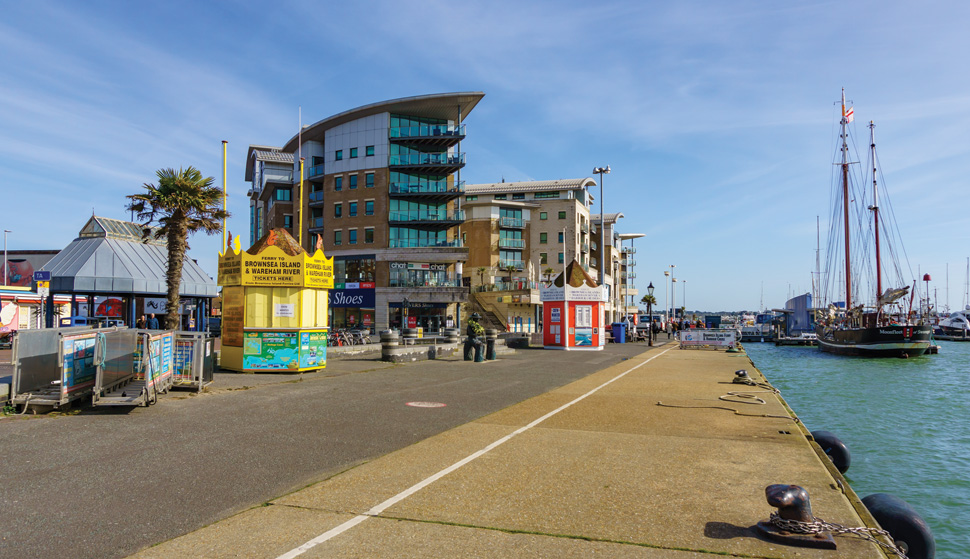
[276, 347, 673, 559]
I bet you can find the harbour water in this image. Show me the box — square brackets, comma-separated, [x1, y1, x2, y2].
[745, 341, 970, 557]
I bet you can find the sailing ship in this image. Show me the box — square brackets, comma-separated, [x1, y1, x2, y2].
[815, 90, 932, 357]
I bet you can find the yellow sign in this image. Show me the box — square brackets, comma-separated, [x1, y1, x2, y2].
[218, 244, 333, 288]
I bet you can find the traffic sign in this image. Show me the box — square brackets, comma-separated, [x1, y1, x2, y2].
[33, 271, 51, 281]
[37, 281, 49, 298]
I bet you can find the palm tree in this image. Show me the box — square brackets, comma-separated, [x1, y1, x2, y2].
[476, 266, 488, 291]
[543, 267, 556, 286]
[504, 264, 517, 286]
[640, 294, 657, 308]
[126, 167, 228, 330]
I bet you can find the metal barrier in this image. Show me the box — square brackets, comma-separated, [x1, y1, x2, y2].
[92, 330, 175, 407]
[172, 332, 215, 392]
[11, 327, 109, 409]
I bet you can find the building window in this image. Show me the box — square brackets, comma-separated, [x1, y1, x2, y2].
[349, 229, 358, 245]
[350, 147, 358, 159]
[540, 212, 547, 220]
[466, 195, 478, 201]
[366, 145, 375, 157]
[365, 228, 374, 243]
[365, 173, 374, 188]
[558, 211, 566, 219]
[539, 232, 547, 244]
[335, 177, 342, 191]
[512, 193, 525, 200]
[334, 203, 342, 218]
[349, 201, 357, 217]
[558, 232, 564, 243]
[365, 200, 374, 215]
[540, 252, 548, 264]
[535, 191, 560, 199]
[274, 187, 292, 201]
[334, 230, 342, 246]
[349, 175, 358, 189]
[283, 215, 293, 229]
[494, 194, 507, 200]
[335, 150, 343, 161]
[558, 252, 564, 263]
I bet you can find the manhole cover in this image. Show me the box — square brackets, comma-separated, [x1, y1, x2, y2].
[405, 401, 447, 408]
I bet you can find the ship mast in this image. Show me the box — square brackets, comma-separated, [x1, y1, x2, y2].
[840, 89, 852, 311]
[869, 121, 882, 308]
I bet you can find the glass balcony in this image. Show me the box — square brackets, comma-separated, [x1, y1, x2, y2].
[498, 259, 525, 270]
[310, 217, 324, 229]
[388, 210, 464, 223]
[622, 246, 637, 254]
[498, 238, 525, 249]
[481, 280, 541, 291]
[388, 238, 463, 248]
[390, 124, 465, 140]
[622, 258, 636, 266]
[308, 164, 325, 178]
[580, 223, 589, 233]
[389, 181, 465, 195]
[308, 191, 325, 203]
[581, 242, 589, 253]
[389, 275, 460, 288]
[499, 217, 524, 229]
[390, 154, 464, 175]
[624, 272, 637, 280]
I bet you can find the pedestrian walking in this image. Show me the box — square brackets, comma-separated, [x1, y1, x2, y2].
[147, 313, 160, 329]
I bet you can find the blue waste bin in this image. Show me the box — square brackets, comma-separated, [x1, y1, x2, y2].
[611, 322, 627, 343]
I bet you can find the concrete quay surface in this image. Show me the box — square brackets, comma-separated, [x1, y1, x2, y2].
[129, 344, 888, 559]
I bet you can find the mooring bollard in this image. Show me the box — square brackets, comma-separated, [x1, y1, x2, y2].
[485, 328, 497, 360]
[402, 328, 418, 345]
[444, 327, 460, 344]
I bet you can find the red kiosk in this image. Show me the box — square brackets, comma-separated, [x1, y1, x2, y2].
[540, 260, 607, 350]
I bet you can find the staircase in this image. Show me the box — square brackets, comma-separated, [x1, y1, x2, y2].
[467, 295, 505, 331]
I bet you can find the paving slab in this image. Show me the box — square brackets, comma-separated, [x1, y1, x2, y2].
[130, 345, 890, 558]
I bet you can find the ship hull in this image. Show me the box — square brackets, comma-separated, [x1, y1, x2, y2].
[816, 324, 932, 357]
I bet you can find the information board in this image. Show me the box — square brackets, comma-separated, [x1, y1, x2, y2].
[680, 329, 737, 348]
[243, 331, 301, 371]
[299, 330, 328, 369]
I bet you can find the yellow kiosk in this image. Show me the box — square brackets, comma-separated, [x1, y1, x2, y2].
[217, 229, 334, 372]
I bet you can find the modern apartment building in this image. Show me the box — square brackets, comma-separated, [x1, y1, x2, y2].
[462, 178, 614, 331]
[590, 212, 626, 323]
[245, 92, 484, 331]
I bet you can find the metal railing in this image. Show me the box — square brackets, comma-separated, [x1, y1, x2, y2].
[388, 210, 464, 222]
[389, 181, 465, 194]
[499, 217, 525, 228]
[498, 259, 525, 270]
[308, 164, 325, 178]
[622, 246, 637, 254]
[390, 124, 465, 139]
[388, 239, 463, 248]
[389, 153, 465, 166]
[498, 238, 525, 249]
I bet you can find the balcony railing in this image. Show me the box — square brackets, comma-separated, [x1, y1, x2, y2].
[308, 191, 325, 203]
[390, 124, 466, 139]
[581, 242, 589, 253]
[622, 246, 637, 254]
[498, 238, 525, 249]
[389, 276, 460, 288]
[622, 258, 636, 266]
[477, 280, 541, 292]
[389, 153, 465, 167]
[388, 210, 464, 223]
[308, 164, 325, 178]
[310, 217, 324, 228]
[624, 272, 637, 280]
[388, 239, 463, 248]
[499, 217, 524, 229]
[498, 259, 525, 270]
[389, 181, 465, 195]
[580, 223, 589, 233]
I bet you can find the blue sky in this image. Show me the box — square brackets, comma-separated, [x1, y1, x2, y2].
[3, 0, 969, 312]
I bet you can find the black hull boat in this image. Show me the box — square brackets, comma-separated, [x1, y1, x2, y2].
[816, 324, 932, 357]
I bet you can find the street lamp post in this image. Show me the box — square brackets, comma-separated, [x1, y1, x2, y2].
[647, 282, 655, 346]
[592, 166, 610, 287]
[3, 230, 10, 286]
[683, 279, 688, 324]
[671, 277, 678, 328]
[668, 264, 676, 324]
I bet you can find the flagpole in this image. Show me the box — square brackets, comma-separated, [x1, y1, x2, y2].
[298, 107, 303, 248]
[222, 140, 228, 250]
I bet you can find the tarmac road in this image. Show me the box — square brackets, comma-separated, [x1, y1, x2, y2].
[0, 343, 652, 559]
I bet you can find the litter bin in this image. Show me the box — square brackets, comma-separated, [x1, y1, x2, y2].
[611, 322, 627, 344]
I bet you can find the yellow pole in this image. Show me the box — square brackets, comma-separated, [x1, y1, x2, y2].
[222, 140, 228, 250]
[299, 157, 305, 247]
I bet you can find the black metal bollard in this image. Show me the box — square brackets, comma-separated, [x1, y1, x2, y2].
[474, 337, 484, 362]
[485, 329, 497, 360]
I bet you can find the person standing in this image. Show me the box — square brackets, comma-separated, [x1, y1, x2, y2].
[147, 313, 159, 330]
[136, 315, 147, 329]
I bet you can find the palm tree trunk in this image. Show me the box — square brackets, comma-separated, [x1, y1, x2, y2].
[164, 212, 188, 330]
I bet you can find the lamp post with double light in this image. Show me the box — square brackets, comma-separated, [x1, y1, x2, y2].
[647, 282, 655, 346]
[592, 166, 610, 287]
